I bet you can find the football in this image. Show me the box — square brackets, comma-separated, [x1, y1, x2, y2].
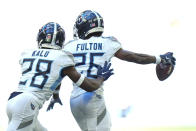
[156, 62, 174, 81]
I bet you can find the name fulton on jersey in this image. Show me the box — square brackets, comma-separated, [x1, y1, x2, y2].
[76, 43, 103, 51]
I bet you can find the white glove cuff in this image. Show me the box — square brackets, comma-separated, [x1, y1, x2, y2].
[155, 56, 161, 64]
[75, 75, 85, 87]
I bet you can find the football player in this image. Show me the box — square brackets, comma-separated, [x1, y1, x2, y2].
[6, 22, 114, 131]
[48, 10, 176, 131]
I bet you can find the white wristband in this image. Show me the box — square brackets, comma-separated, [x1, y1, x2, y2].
[75, 75, 85, 87]
[155, 56, 161, 64]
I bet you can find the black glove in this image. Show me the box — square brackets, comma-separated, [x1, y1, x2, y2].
[47, 97, 63, 111]
[97, 61, 114, 81]
[160, 52, 176, 66]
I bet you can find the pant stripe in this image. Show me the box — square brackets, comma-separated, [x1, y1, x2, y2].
[97, 108, 106, 125]
[17, 119, 33, 130]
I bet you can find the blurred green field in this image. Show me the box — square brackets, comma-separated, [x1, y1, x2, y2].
[112, 127, 196, 131]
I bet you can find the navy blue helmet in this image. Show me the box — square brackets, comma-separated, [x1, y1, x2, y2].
[37, 22, 65, 49]
[74, 10, 104, 39]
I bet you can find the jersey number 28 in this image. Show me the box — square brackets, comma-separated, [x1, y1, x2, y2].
[19, 58, 52, 89]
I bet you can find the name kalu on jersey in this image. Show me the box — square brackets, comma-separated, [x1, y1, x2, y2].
[32, 50, 50, 57]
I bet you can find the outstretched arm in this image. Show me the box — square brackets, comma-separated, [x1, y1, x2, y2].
[115, 48, 158, 64]
[62, 61, 113, 92]
[64, 66, 104, 92]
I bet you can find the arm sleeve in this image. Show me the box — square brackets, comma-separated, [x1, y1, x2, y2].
[106, 36, 122, 58]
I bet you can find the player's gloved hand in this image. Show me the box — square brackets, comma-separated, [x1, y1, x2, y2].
[160, 52, 176, 66]
[97, 61, 114, 81]
[47, 97, 62, 111]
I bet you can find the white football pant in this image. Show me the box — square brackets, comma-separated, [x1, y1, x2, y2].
[70, 92, 111, 131]
[6, 92, 47, 131]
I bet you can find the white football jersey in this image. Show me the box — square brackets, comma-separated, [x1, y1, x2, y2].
[18, 49, 74, 103]
[63, 36, 121, 98]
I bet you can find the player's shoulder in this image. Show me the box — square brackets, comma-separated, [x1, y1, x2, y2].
[57, 50, 74, 60]
[63, 39, 80, 51]
[102, 36, 120, 42]
[20, 48, 37, 56]
[55, 49, 73, 57]
[61, 50, 73, 56]
[57, 50, 75, 66]
[101, 36, 122, 48]
[64, 39, 78, 46]
[49, 50, 74, 67]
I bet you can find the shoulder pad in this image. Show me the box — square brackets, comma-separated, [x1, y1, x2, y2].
[19, 49, 32, 64]
[103, 36, 119, 42]
[63, 39, 77, 48]
[20, 49, 33, 56]
[67, 39, 75, 44]
[61, 50, 73, 56]
[59, 50, 75, 66]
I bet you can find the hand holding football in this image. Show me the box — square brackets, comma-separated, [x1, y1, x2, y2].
[156, 62, 174, 81]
